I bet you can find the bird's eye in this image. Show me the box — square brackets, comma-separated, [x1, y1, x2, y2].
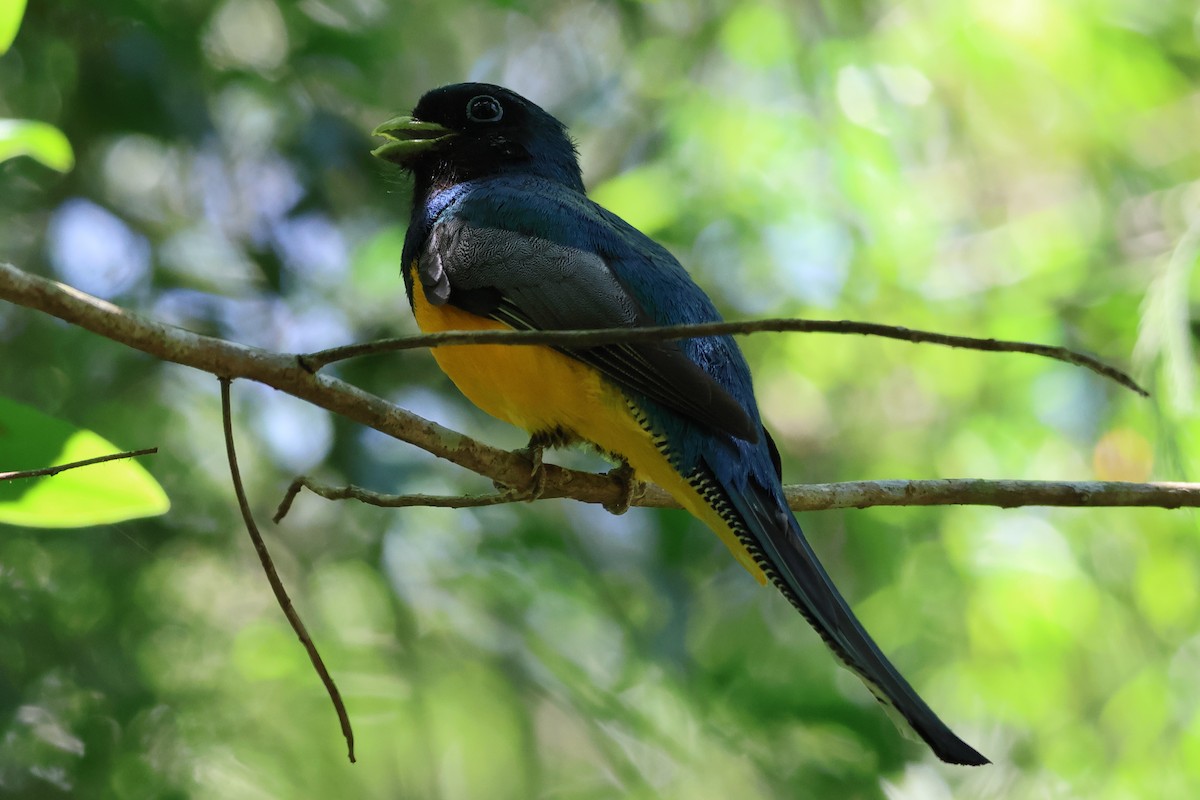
[466, 95, 503, 123]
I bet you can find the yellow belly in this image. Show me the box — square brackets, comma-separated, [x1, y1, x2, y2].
[410, 266, 767, 583]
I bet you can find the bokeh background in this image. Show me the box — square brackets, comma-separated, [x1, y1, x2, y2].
[3, 0, 1199, 797]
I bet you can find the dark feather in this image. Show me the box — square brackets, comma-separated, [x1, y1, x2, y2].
[418, 219, 758, 443]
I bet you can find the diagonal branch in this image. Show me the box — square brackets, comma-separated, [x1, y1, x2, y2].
[0, 261, 581, 500]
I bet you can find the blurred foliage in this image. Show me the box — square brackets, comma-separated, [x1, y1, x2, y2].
[0, 1, 72, 175]
[1, 0, 1198, 797]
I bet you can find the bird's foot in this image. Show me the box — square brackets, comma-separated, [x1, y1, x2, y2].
[602, 459, 643, 515]
[495, 435, 548, 503]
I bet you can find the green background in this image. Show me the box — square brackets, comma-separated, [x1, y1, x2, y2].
[2, 0, 1198, 797]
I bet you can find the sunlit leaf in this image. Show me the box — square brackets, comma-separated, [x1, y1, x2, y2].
[0, 119, 74, 172]
[0, 0, 25, 54]
[0, 397, 169, 527]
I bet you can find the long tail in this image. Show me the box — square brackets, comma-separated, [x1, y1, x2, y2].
[705, 461, 989, 766]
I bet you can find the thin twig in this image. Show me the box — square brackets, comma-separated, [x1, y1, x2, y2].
[273, 476, 524, 522]
[276, 475, 1200, 516]
[1, 447, 158, 481]
[298, 319, 1148, 397]
[219, 378, 356, 764]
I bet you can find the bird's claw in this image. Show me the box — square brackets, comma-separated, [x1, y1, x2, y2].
[602, 460, 643, 515]
[495, 436, 547, 503]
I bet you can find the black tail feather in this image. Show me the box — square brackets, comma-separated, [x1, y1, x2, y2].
[709, 464, 988, 766]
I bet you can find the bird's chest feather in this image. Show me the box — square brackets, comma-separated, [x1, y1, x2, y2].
[409, 260, 626, 440]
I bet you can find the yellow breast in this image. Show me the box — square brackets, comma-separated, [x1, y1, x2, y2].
[410, 284, 615, 437]
[409, 262, 768, 583]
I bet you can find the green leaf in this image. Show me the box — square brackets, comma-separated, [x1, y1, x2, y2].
[0, 119, 74, 172]
[0, 0, 25, 54]
[0, 397, 170, 528]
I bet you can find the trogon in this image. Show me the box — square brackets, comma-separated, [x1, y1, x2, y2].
[372, 82, 987, 766]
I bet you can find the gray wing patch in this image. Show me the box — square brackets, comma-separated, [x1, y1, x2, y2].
[419, 220, 758, 443]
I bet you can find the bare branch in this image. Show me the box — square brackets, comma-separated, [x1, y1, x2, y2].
[220, 378, 355, 763]
[273, 475, 524, 522]
[1, 447, 158, 482]
[299, 319, 1147, 397]
[277, 475, 1200, 516]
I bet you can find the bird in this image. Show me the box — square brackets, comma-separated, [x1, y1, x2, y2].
[371, 82, 988, 766]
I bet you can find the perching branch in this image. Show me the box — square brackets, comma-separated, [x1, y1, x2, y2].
[220, 378, 355, 763]
[1, 260, 1188, 515]
[1, 447, 158, 481]
[300, 319, 1148, 398]
[275, 475, 1200, 520]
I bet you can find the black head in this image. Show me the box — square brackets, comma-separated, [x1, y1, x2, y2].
[372, 83, 583, 195]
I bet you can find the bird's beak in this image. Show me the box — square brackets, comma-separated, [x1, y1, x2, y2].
[370, 116, 454, 164]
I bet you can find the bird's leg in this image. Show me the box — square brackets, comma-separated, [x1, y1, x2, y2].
[602, 458, 644, 515]
[496, 432, 550, 502]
